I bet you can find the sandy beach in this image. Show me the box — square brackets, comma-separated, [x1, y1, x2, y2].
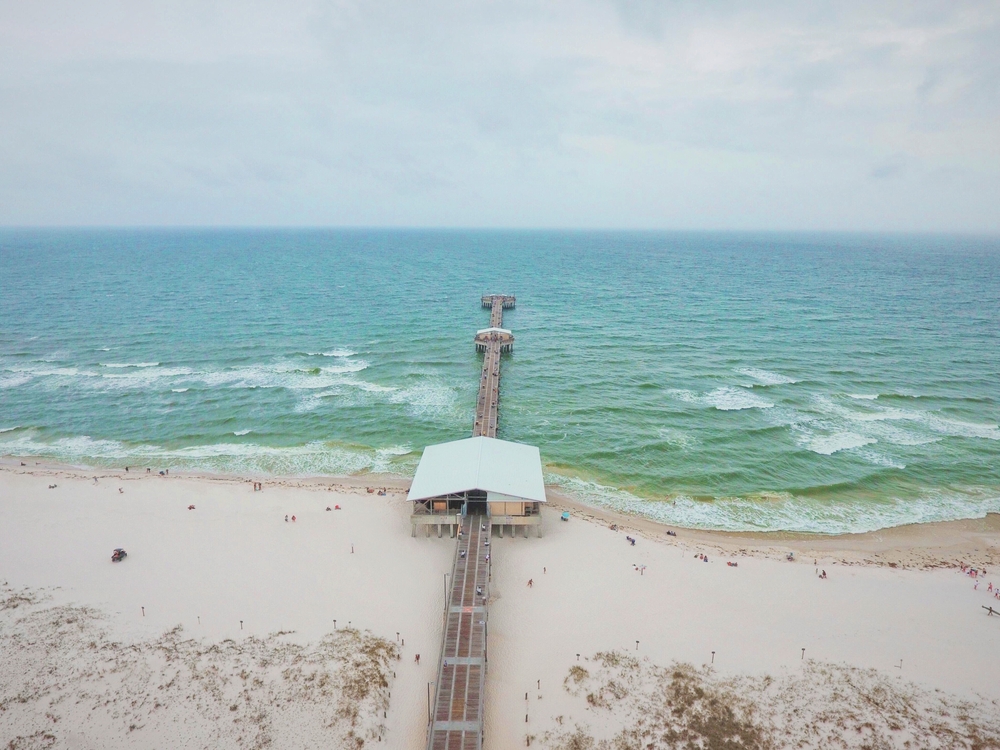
[3, 460, 1000, 748]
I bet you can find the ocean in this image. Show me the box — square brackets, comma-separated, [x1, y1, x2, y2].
[2, 229, 999, 534]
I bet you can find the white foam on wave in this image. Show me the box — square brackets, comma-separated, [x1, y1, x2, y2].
[849, 394, 879, 400]
[0, 426, 19, 434]
[320, 362, 369, 376]
[735, 367, 798, 386]
[814, 394, 1000, 443]
[233, 429, 252, 436]
[547, 472, 1000, 535]
[100, 362, 160, 368]
[371, 445, 414, 473]
[807, 432, 876, 455]
[0, 373, 33, 389]
[9, 365, 96, 379]
[388, 380, 461, 418]
[855, 448, 905, 469]
[291, 374, 458, 419]
[0, 431, 418, 478]
[171, 388, 189, 393]
[317, 349, 356, 358]
[198, 360, 370, 391]
[670, 387, 774, 411]
[921, 414, 1000, 441]
[656, 427, 695, 449]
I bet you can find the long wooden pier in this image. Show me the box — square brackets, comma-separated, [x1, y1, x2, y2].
[427, 294, 514, 749]
[473, 295, 514, 438]
[428, 517, 491, 749]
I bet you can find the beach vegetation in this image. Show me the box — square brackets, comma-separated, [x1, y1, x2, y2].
[543, 651, 1000, 750]
[0, 584, 398, 749]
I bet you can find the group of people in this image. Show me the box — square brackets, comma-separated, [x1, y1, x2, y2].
[965, 566, 1000, 600]
[251, 481, 263, 491]
[366, 487, 388, 495]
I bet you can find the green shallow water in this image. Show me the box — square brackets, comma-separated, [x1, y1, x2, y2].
[2, 229, 999, 533]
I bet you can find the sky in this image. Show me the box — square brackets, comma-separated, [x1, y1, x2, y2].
[1, 0, 998, 230]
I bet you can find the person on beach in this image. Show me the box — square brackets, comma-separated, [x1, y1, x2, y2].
[415, 654, 420, 664]
[285, 515, 288, 522]
[292, 515, 296, 522]
[527, 579, 533, 588]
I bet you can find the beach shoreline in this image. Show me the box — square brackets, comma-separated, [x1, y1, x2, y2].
[4, 456, 998, 571]
[3, 459, 1000, 748]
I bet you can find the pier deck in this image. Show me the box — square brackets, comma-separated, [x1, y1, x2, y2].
[427, 516, 491, 749]
[427, 295, 513, 749]
[473, 296, 513, 438]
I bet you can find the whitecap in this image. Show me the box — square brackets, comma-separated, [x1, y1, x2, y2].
[855, 448, 905, 469]
[704, 387, 774, 411]
[808, 432, 876, 455]
[545, 473, 1000, 535]
[921, 414, 1000, 441]
[656, 427, 695, 449]
[171, 388, 189, 393]
[388, 381, 460, 418]
[233, 429, 252, 436]
[371, 445, 414, 473]
[319, 361, 368, 375]
[669, 387, 773, 410]
[0, 374, 33, 389]
[849, 394, 879, 400]
[100, 362, 160, 368]
[735, 367, 798, 386]
[357, 381, 398, 393]
[197, 360, 369, 391]
[0, 425, 20, 433]
[316, 349, 356, 358]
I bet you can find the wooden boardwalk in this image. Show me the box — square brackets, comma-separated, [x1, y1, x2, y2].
[427, 516, 491, 749]
[473, 295, 514, 438]
[427, 295, 512, 750]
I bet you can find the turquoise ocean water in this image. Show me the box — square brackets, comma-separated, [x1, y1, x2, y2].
[2, 230, 999, 533]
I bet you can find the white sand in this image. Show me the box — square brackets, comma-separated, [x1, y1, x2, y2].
[2, 464, 1000, 748]
[0, 468, 452, 748]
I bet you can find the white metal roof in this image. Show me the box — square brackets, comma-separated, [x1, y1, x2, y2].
[476, 327, 512, 335]
[407, 436, 546, 503]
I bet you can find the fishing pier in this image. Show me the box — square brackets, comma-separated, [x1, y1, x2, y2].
[473, 295, 515, 438]
[407, 294, 546, 750]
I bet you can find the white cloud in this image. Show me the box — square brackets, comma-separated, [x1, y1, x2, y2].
[0, 0, 997, 229]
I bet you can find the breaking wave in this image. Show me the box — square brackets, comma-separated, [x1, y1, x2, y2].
[546, 472, 1000, 535]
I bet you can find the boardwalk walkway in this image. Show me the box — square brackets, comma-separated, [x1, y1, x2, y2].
[427, 295, 512, 750]
[473, 295, 513, 438]
[427, 516, 491, 749]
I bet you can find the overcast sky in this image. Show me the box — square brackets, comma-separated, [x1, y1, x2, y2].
[1, 1, 998, 230]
